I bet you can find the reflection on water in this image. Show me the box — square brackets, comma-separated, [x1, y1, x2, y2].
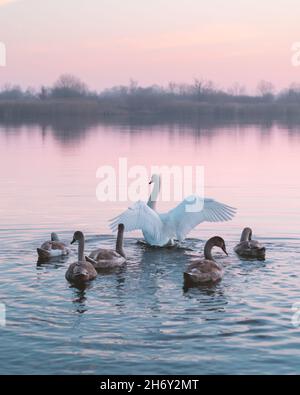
[72, 288, 88, 315]
[0, 118, 300, 374]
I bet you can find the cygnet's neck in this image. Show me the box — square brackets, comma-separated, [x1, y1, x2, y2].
[204, 239, 215, 261]
[240, 228, 252, 242]
[116, 226, 126, 258]
[77, 234, 85, 262]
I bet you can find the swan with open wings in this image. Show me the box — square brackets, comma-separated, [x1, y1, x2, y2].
[109, 174, 236, 247]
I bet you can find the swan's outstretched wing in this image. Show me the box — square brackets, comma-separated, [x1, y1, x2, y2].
[165, 196, 236, 241]
[109, 201, 163, 241]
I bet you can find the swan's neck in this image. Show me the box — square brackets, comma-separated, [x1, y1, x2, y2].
[241, 228, 252, 242]
[204, 240, 215, 261]
[116, 227, 126, 258]
[147, 176, 160, 210]
[78, 237, 85, 262]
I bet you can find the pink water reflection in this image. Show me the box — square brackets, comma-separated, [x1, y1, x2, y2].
[0, 123, 299, 240]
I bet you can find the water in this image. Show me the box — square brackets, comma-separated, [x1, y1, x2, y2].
[0, 120, 300, 374]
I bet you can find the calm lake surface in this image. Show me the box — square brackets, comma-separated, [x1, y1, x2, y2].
[0, 120, 300, 374]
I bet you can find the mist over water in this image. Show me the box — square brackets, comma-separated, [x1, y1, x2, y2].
[0, 119, 300, 374]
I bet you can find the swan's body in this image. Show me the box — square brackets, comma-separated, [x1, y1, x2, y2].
[234, 227, 266, 260]
[65, 231, 97, 284]
[184, 236, 228, 286]
[85, 224, 126, 269]
[37, 232, 70, 260]
[110, 174, 236, 246]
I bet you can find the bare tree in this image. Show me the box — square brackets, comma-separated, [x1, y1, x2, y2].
[257, 80, 275, 99]
[39, 86, 48, 100]
[228, 82, 246, 96]
[51, 74, 87, 98]
[129, 79, 138, 95]
[168, 81, 177, 95]
[193, 78, 205, 100]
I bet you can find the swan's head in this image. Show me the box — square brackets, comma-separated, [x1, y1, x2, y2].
[71, 231, 84, 244]
[149, 174, 160, 185]
[51, 232, 59, 242]
[210, 236, 228, 256]
[73, 264, 89, 282]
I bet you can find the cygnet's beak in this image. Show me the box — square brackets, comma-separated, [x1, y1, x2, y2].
[222, 246, 228, 256]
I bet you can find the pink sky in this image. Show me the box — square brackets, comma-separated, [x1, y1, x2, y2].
[0, 0, 300, 92]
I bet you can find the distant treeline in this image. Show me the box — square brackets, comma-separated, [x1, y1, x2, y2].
[0, 74, 300, 121]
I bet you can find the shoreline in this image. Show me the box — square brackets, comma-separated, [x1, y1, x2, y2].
[0, 99, 300, 123]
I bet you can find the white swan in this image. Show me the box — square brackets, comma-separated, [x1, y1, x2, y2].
[110, 174, 236, 247]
